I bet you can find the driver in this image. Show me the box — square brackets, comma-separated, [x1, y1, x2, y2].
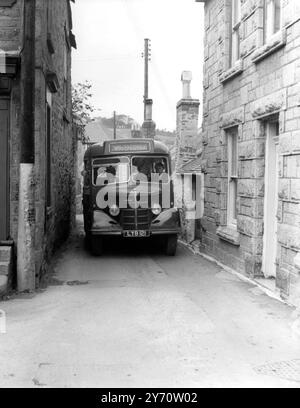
[137, 161, 152, 181]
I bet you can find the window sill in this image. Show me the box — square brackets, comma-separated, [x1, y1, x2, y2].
[252, 29, 286, 64]
[219, 60, 243, 84]
[0, 240, 14, 247]
[217, 225, 240, 246]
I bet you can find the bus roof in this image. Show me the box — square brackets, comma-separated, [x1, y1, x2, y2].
[84, 138, 170, 160]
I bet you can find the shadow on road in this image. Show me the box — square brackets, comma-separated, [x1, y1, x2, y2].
[69, 215, 182, 259]
[82, 235, 171, 258]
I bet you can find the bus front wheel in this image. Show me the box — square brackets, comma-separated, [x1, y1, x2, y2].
[91, 236, 103, 256]
[165, 234, 178, 256]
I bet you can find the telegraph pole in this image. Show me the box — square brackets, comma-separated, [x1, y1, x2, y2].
[142, 38, 151, 121]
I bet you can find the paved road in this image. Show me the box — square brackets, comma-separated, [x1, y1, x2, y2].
[0, 220, 300, 388]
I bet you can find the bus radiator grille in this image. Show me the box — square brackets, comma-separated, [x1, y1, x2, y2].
[121, 209, 151, 230]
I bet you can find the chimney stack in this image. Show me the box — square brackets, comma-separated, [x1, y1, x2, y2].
[142, 99, 156, 139]
[175, 71, 200, 171]
[181, 71, 192, 99]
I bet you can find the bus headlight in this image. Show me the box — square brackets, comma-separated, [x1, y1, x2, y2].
[151, 203, 162, 215]
[109, 205, 120, 217]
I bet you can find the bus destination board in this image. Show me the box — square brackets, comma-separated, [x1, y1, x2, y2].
[107, 141, 153, 154]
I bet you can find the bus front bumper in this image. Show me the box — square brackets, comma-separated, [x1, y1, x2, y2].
[90, 208, 181, 236]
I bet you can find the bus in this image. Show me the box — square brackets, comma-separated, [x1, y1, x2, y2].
[82, 138, 181, 256]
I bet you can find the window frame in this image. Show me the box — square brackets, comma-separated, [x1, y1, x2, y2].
[230, 0, 242, 67]
[227, 128, 239, 228]
[264, 0, 282, 43]
[92, 157, 130, 186]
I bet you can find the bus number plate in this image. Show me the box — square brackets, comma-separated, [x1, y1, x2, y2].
[123, 230, 150, 238]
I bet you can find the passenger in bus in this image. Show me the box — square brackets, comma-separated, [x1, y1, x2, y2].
[155, 161, 166, 175]
[96, 166, 116, 185]
[96, 167, 107, 185]
[106, 165, 116, 176]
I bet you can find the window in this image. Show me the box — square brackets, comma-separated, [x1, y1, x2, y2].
[192, 174, 197, 202]
[227, 128, 238, 227]
[93, 157, 130, 186]
[264, 0, 282, 43]
[131, 156, 169, 183]
[230, 0, 241, 67]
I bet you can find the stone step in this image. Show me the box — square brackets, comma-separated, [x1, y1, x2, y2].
[0, 275, 8, 296]
[0, 262, 9, 276]
[0, 246, 12, 263]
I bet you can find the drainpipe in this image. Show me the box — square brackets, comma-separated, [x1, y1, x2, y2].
[17, 0, 36, 291]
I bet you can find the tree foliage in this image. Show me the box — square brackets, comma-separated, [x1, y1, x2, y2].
[72, 81, 96, 143]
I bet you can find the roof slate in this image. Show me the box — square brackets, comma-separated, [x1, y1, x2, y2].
[178, 156, 203, 174]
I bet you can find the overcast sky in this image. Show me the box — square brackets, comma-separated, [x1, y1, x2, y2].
[71, 0, 204, 131]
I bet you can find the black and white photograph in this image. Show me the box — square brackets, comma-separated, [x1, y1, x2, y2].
[0, 0, 300, 391]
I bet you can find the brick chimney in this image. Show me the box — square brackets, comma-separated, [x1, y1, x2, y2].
[142, 99, 156, 139]
[175, 71, 200, 172]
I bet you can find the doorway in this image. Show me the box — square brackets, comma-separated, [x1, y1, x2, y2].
[0, 98, 9, 241]
[262, 120, 279, 278]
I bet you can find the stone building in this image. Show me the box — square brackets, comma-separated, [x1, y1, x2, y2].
[0, 0, 76, 294]
[175, 71, 200, 172]
[196, 0, 300, 305]
[174, 71, 204, 244]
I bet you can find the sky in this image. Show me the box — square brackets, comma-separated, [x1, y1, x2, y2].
[71, 0, 204, 131]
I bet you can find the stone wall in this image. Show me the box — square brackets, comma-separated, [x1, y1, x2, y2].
[0, 0, 22, 52]
[34, 0, 75, 280]
[200, 0, 300, 304]
[0, 0, 75, 291]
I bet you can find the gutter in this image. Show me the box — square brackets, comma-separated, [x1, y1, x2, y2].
[180, 239, 295, 308]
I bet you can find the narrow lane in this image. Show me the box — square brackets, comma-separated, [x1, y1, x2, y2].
[0, 219, 299, 388]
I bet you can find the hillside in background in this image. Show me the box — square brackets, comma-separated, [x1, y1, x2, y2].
[85, 118, 132, 144]
[155, 130, 176, 149]
[85, 114, 176, 149]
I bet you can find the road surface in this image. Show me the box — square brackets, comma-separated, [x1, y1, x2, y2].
[0, 219, 300, 388]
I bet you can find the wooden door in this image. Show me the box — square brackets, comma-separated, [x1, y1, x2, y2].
[262, 122, 279, 278]
[0, 98, 9, 241]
